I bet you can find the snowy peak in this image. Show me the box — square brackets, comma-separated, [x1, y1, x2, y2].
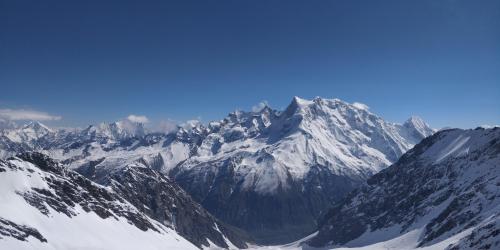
[281, 96, 324, 119]
[82, 120, 146, 140]
[115, 120, 146, 138]
[23, 121, 52, 132]
[2, 121, 53, 143]
[20, 121, 54, 138]
[281, 97, 378, 129]
[289, 96, 313, 110]
[226, 104, 277, 124]
[403, 115, 435, 139]
[273, 97, 432, 165]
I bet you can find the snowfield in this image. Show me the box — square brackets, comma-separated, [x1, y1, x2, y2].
[248, 228, 473, 250]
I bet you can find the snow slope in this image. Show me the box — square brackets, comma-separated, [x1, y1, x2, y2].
[0, 153, 198, 250]
[175, 97, 434, 191]
[248, 228, 475, 250]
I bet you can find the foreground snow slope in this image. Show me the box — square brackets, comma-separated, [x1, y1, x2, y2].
[306, 127, 500, 250]
[0, 153, 198, 250]
[248, 228, 476, 250]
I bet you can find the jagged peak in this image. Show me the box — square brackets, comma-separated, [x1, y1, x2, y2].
[404, 115, 432, 129]
[292, 96, 314, 107]
[405, 115, 425, 125]
[283, 96, 310, 116]
[225, 105, 277, 127]
[289, 96, 369, 110]
[283, 96, 376, 119]
[402, 115, 435, 139]
[227, 97, 374, 124]
[22, 121, 53, 133]
[312, 96, 344, 105]
[81, 120, 146, 139]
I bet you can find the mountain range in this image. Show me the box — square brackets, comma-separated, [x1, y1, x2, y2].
[0, 97, 434, 244]
[0, 96, 497, 250]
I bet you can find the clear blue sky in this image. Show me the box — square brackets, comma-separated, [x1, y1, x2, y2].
[1, 0, 499, 128]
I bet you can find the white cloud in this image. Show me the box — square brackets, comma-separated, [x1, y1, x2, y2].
[127, 114, 149, 123]
[252, 100, 269, 112]
[157, 120, 178, 133]
[480, 124, 500, 129]
[0, 108, 62, 121]
[352, 102, 370, 110]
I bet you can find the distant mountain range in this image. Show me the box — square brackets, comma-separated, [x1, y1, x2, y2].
[0, 97, 434, 244]
[2, 97, 496, 250]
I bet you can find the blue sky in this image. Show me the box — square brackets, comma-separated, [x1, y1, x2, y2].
[1, 0, 499, 129]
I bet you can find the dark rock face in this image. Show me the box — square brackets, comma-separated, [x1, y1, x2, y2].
[308, 128, 500, 249]
[172, 160, 364, 244]
[446, 217, 500, 250]
[99, 164, 251, 249]
[0, 218, 47, 243]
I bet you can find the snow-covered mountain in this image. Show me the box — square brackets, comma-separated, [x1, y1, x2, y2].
[80, 120, 147, 141]
[0, 96, 434, 243]
[0, 152, 250, 249]
[170, 97, 434, 243]
[306, 127, 500, 250]
[0, 152, 197, 250]
[3, 121, 54, 143]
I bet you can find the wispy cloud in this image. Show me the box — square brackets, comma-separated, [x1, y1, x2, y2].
[352, 102, 370, 110]
[0, 108, 62, 121]
[480, 124, 500, 129]
[126, 114, 149, 123]
[252, 100, 269, 112]
[157, 119, 178, 133]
